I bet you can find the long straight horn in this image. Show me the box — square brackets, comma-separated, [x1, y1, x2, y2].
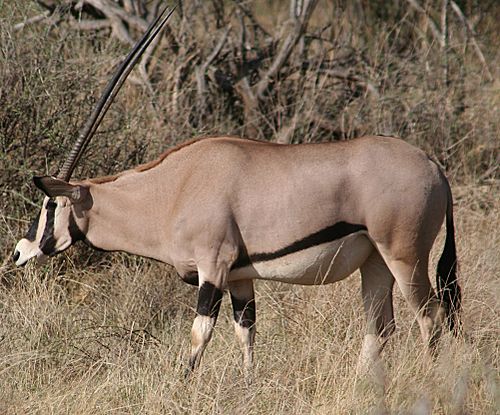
[57, 3, 177, 182]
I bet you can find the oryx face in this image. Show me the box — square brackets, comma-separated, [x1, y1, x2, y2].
[13, 177, 90, 266]
[12, 4, 176, 266]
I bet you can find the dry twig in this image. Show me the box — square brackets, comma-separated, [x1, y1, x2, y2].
[450, 0, 494, 82]
[14, 11, 51, 31]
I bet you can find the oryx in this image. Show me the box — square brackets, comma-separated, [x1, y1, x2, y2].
[12, 4, 461, 379]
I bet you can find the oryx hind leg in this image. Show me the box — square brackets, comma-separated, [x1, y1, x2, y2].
[375, 245, 446, 351]
[229, 279, 256, 379]
[357, 250, 395, 387]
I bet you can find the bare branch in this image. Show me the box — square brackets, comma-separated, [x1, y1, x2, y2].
[85, 0, 149, 32]
[237, 8, 247, 64]
[317, 68, 379, 97]
[450, 0, 494, 82]
[35, 0, 59, 13]
[406, 0, 443, 42]
[68, 18, 111, 31]
[172, 51, 198, 115]
[110, 17, 135, 46]
[204, 26, 231, 71]
[232, 0, 271, 38]
[255, 0, 319, 97]
[235, 77, 260, 137]
[290, 0, 303, 20]
[196, 26, 231, 98]
[275, 113, 298, 144]
[441, 0, 449, 88]
[14, 11, 51, 31]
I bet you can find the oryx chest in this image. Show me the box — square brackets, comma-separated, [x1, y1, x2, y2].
[230, 232, 373, 285]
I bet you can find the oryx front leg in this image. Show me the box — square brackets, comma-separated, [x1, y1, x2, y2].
[189, 277, 224, 372]
[229, 279, 256, 378]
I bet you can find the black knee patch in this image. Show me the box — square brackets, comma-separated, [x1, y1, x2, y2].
[230, 294, 256, 329]
[196, 282, 223, 319]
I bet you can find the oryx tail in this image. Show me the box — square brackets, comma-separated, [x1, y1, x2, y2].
[436, 179, 461, 334]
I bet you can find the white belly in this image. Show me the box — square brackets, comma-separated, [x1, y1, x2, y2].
[229, 232, 373, 285]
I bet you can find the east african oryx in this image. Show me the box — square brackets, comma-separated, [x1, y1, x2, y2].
[13, 135, 462, 374]
[13, 5, 461, 378]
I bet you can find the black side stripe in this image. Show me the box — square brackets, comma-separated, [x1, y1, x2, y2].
[40, 199, 57, 254]
[25, 212, 41, 241]
[233, 221, 367, 269]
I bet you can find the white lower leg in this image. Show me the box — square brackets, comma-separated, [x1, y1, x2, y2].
[190, 315, 215, 370]
[234, 322, 255, 374]
[418, 300, 446, 351]
[357, 334, 387, 391]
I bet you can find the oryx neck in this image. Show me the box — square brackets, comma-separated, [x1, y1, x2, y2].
[83, 178, 174, 264]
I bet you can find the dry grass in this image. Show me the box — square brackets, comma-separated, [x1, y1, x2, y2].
[0, 1, 499, 413]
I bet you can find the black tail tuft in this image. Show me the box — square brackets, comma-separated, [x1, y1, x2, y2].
[436, 187, 462, 335]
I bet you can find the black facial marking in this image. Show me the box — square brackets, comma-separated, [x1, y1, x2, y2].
[12, 250, 20, 262]
[25, 212, 41, 241]
[68, 211, 85, 244]
[181, 272, 199, 286]
[230, 295, 256, 329]
[196, 282, 223, 319]
[40, 199, 57, 255]
[232, 221, 367, 269]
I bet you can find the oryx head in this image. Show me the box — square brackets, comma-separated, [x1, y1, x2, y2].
[13, 177, 91, 266]
[13, 4, 177, 266]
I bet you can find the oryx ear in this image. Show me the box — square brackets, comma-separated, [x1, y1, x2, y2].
[33, 176, 89, 203]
